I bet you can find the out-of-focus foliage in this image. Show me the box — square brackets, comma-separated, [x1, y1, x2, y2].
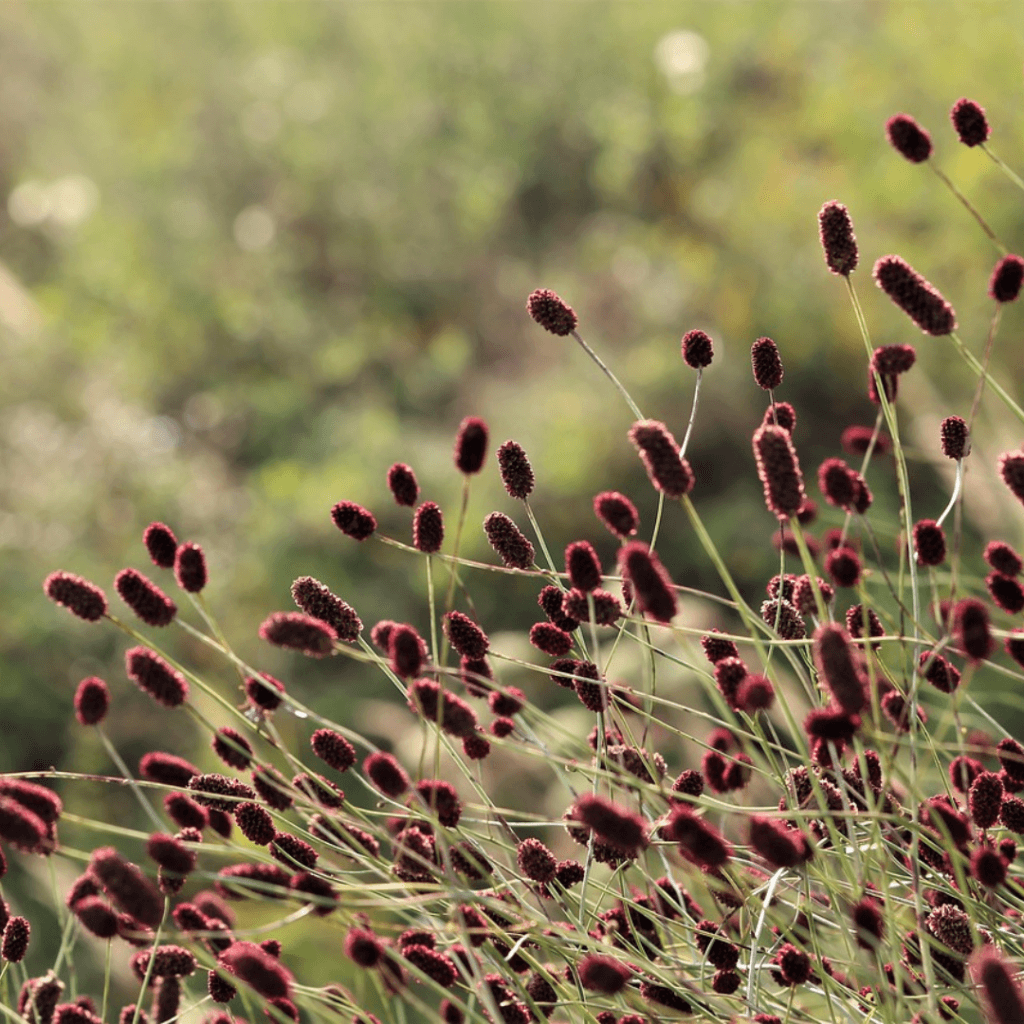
[1, 3, 1021, 806]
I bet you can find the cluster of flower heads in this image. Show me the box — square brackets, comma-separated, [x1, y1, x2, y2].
[17, 93, 1024, 1024]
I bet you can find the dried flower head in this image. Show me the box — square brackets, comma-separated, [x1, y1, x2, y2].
[526, 288, 577, 336]
[618, 542, 677, 623]
[914, 519, 947, 567]
[990, 254, 1024, 303]
[482, 511, 535, 569]
[950, 97, 989, 146]
[818, 200, 858, 276]
[496, 440, 535, 500]
[886, 113, 932, 162]
[629, 420, 694, 498]
[174, 543, 207, 593]
[873, 255, 957, 336]
[330, 501, 376, 541]
[753, 423, 806, 519]
[74, 677, 110, 726]
[593, 490, 639, 538]
[412, 501, 444, 554]
[44, 571, 107, 622]
[259, 612, 336, 657]
[681, 329, 714, 369]
[454, 417, 488, 475]
[387, 463, 419, 507]
[125, 647, 189, 707]
[290, 576, 362, 641]
[937, 415, 970, 460]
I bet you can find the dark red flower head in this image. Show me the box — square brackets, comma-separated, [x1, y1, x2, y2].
[593, 491, 638, 538]
[814, 623, 866, 715]
[363, 751, 410, 798]
[873, 255, 957, 336]
[841, 425, 891, 457]
[125, 647, 189, 707]
[950, 98, 989, 147]
[44, 572, 107, 622]
[114, 568, 177, 627]
[311, 729, 356, 772]
[387, 463, 419, 507]
[629, 420, 694, 498]
[412, 501, 444, 554]
[483, 511, 534, 569]
[618, 542, 677, 623]
[454, 417, 488, 475]
[291, 576, 362, 641]
[956, 598, 992, 663]
[212, 728, 252, 770]
[886, 113, 932, 162]
[990, 254, 1024, 303]
[751, 336, 784, 390]
[173, 543, 207, 594]
[443, 611, 489, 659]
[681, 329, 714, 369]
[914, 519, 946, 567]
[496, 440, 535, 500]
[667, 805, 731, 869]
[1000, 452, 1024, 506]
[940, 416, 970, 459]
[565, 541, 602, 592]
[571, 794, 648, 856]
[258, 612, 336, 657]
[144, 522, 178, 569]
[818, 201, 858, 276]
[389, 623, 426, 678]
[219, 941, 293, 1000]
[764, 401, 796, 434]
[753, 424, 806, 519]
[89, 847, 164, 928]
[987, 572, 1024, 614]
[748, 815, 810, 869]
[826, 547, 860, 588]
[578, 954, 631, 994]
[526, 289, 577, 336]
[74, 677, 110, 726]
[2, 916, 30, 963]
[330, 501, 376, 541]
[986, 541, 1022, 577]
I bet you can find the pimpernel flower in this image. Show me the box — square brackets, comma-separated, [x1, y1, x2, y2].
[125, 647, 189, 707]
[753, 423, 806, 519]
[873, 255, 957, 336]
[454, 416, 488, 475]
[629, 420, 694, 498]
[593, 491, 639, 538]
[818, 200, 858, 276]
[483, 511, 534, 569]
[950, 97, 989, 146]
[496, 440, 534, 499]
[886, 113, 932, 162]
[290, 577, 362, 641]
[387, 463, 419, 507]
[681, 329, 714, 368]
[258, 612, 336, 657]
[990, 254, 1024, 303]
[330, 501, 376, 541]
[526, 288, 577, 336]
[44, 571, 107, 622]
[74, 677, 110, 726]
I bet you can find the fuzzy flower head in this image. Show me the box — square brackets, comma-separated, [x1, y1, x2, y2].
[971, 945, 1024, 1023]
[629, 420, 694, 498]
[74, 677, 110, 726]
[174, 543, 207, 594]
[259, 612, 336, 657]
[593, 490, 638, 539]
[44, 572, 107, 622]
[454, 417, 488, 475]
[526, 288, 577, 336]
[681, 329, 714, 369]
[751, 336, 784, 390]
[330, 501, 376, 541]
[291, 577, 362, 641]
[412, 501, 444, 554]
[753, 423, 806, 519]
[818, 200, 858, 276]
[886, 113, 932, 162]
[990, 255, 1024, 304]
[571, 794, 648, 856]
[618, 542, 677, 623]
[873, 255, 957, 336]
[386, 463, 419, 507]
[483, 511, 534, 569]
[950, 97, 989, 147]
[496, 440, 535, 500]
[940, 416, 970, 459]
[125, 647, 189, 708]
[143, 522, 178, 568]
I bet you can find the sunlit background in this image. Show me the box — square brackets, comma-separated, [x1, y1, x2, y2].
[2, 2, 1023, 1013]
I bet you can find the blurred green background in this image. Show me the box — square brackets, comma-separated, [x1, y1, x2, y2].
[2, 0, 1024, 1012]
